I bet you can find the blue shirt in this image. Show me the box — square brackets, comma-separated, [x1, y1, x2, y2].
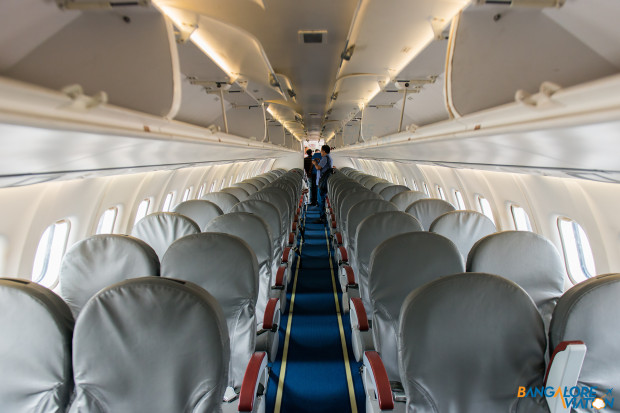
[316, 154, 333, 184]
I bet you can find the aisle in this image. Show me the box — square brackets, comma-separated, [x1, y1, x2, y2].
[265, 205, 365, 413]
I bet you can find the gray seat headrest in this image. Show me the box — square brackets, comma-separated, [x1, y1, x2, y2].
[172, 199, 223, 231]
[205, 213, 273, 321]
[71, 277, 229, 413]
[370, 181, 393, 194]
[379, 184, 410, 201]
[231, 200, 282, 246]
[467, 230, 565, 331]
[160, 232, 258, 388]
[250, 189, 290, 236]
[430, 210, 496, 259]
[399, 273, 547, 413]
[549, 273, 620, 406]
[389, 190, 429, 211]
[369, 232, 464, 380]
[131, 212, 200, 260]
[0, 278, 74, 412]
[405, 198, 456, 230]
[221, 186, 249, 202]
[338, 190, 382, 229]
[201, 192, 240, 213]
[233, 182, 258, 195]
[346, 199, 398, 250]
[355, 212, 423, 309]
[59, 234, 160, 316]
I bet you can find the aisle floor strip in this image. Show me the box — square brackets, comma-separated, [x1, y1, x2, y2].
[325, 228, 359, 413]
[273, 221, 303, 413]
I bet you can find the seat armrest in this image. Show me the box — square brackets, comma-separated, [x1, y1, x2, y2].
[363, 351, 394, 410]
[337, 246, 349, 263]
[273, 266, 286, 289]
[350, 297, 369, 331]
[238, 352, 268, 412]
[342, 265, 357, 289]
[262, 298, 280, 330]
[544, 341, 587, 413]
[334, 232, 343, 245]
[281, 247, 292, 264]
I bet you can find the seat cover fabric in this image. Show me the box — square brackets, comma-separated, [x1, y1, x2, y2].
[429, 210, 496, 260]
[399, 273, 548, 413]
[250, 189, 290, 239]
[201, 192, 240, 213]
[356, 212, 423, 310]
[172, 199, 224, 231]
[244, 178, 265, 190]
[346, 199, 398, 261]
[131, 212, 200, 260]
[338, 191, 382, 237]
[233, 182, 258, 195]
[370, 181, 393, 194]
[390, 190, 429, 211]
[0, 278, 74, 413]
[59, 234, 160, 317]
[379, 185, 410, 201]
[231, 199, 283, 263]
[467, 230, 565, 332]
[160, 233, 258, 389]
[369, 232, 464, 380]
[549, 273, 620, 412]
[69, 277, 229, 413]
[205, 212, 273, 323]
[405, 199, 456, 230]
[220, 186, 249, 202]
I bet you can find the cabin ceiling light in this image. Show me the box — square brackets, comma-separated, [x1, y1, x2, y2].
[153, 2, 239, 83]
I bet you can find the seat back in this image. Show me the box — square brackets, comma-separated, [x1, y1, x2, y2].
[160, 233, 258, 389]
[70, 277, 229, 413]
[390, 190, 429, 211]
[346, 199, 398, 258]
[355, 212, 423, 310]
[370, 181, 393, 194]
[0, 278, 74, 413]
[379, 184, 409, 201]
[549, 273, 620, 410]
[205, 212, 273, 322]
[429, 210, 496, 259]
[399, 273, 547, 413]
[172, 199, 223, 231]
[221, 186, 249, 202]
[338, 190, 381, 234]
[201, 192, 240, 213]
[233, 182, 258, 195]
[250, 188, 290, 239]
[467, 231, 565, 332]
[231, 199, 283, 259]
[131, 212, 200, 260]
[244, 178, 266, 190]
[405, 198, 456, 230]
[369, 232, 464, 380]
[59, 234, 160, 316]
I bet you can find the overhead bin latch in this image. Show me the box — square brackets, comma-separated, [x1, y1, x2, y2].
[515, 81, 562, 108]
[57, 0, 151, 10]
[61, 84, 108, 110]
[474, 0, 565, 8]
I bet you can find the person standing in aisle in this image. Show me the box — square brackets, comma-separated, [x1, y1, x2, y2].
[312, 145, 333, 224]
[303, 149, 317, 205]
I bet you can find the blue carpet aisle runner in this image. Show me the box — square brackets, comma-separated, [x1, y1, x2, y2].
[266, 205, 365, 413]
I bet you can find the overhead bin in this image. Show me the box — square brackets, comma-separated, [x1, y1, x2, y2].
[446, 2, 620, 116]
[2, 4, 179, 117]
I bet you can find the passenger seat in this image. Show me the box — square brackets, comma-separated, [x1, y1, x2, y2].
[131, 212, 200, 260]
[0, 278, 74, 413]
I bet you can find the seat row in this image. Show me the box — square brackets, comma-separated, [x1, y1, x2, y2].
[333, 167, 618, 412]
[0, 168, 304, 412]
[0, 276, 268, 413]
